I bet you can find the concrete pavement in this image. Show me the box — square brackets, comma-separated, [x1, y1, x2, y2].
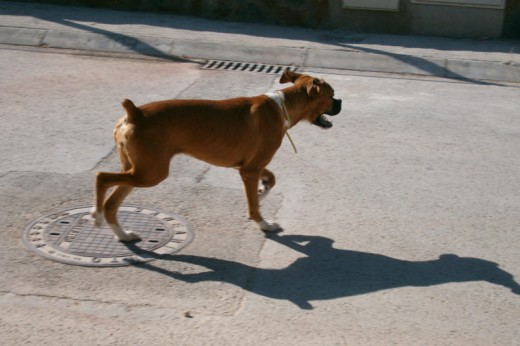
[1, 0, 519, 83]
[1, 47, 519, 345]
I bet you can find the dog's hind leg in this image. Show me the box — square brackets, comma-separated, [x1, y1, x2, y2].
[92, 171, 138, 241]
[104, 185, 138, 241]
[91, 171, 113, 227]
[93, 163, 169, 241]
[90, 141, 132, 228]
[258, 168, 276, 201]
[104, 145, 137, 241]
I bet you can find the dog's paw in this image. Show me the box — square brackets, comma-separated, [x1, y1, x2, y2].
[109, 223, 141, 242]
[115, 230, 141, 242]
[257, 219, 283, 233]
[90, 207, 103, 227]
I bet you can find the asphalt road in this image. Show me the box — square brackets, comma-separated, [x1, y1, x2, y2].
[1, 45, 520, 345]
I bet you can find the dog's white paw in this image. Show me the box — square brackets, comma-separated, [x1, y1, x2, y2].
[109, 224, 141, 242]
[90, 207, 103, 227]
[116, 230, 141, 242]
[257, 219, 282, 233]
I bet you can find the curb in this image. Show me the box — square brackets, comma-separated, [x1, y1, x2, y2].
[1, 26, 519, 83]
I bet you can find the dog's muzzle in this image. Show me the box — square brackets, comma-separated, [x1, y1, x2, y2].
[313, 98, 342, 129]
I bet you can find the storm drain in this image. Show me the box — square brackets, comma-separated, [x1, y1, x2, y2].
[22, 206, 193, 267]
[202, 60, 297, 74]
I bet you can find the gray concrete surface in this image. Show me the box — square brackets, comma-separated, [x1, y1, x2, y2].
[1, 42, 520, 345]
[1, 1, 520, 83]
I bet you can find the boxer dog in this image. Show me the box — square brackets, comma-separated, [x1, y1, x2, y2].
[91, 71, 342, 241]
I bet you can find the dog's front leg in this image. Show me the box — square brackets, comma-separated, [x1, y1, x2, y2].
[240, 167, 281, 232]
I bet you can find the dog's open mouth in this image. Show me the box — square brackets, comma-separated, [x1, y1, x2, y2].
[313, 114, 333, 129]
[313, 98, 342, 129]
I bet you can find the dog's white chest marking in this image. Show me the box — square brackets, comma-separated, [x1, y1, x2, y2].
[265, 91, 298, 154]
[265, 92, 290, 128]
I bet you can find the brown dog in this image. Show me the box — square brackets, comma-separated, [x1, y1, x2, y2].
[91, 71, 342, 241]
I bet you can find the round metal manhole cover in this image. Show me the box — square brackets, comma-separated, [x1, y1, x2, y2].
[22, 206, 194, 267]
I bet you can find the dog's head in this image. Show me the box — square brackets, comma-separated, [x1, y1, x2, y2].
[280, 71, 342, 129]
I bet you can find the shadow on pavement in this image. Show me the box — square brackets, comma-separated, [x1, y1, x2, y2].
[51, 18, 195, 63]
[134, 233, 520, 310]
[338, 43, 507, 86]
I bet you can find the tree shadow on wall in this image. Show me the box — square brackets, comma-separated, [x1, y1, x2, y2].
[136, 233, 520, 310]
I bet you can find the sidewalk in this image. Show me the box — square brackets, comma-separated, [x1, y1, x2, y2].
[1, 0, 519, 82]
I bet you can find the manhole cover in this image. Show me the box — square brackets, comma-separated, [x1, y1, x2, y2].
[22, 206, 194, 267]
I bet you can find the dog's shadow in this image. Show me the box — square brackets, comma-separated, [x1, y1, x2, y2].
[132, 233, 520, 309]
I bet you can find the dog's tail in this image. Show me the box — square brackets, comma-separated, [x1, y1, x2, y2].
[122, 99, 142, 124]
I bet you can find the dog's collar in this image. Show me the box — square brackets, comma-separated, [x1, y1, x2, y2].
[265, 91, 297, 153]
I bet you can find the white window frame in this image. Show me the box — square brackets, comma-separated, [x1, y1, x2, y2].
[342, 0, 400, 11]
[411, 0, 505, 9]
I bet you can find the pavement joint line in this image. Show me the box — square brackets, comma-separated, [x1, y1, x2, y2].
[1, 290, 236, 320]
[91, 146, 117, 171]
[0, 290, 177, 311]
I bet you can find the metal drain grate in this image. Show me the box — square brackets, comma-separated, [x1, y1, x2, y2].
[22, 206, 193, 267]
[202, 60, 297, 74]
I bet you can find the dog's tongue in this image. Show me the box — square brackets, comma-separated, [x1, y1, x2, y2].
[313, 115, 333, 129]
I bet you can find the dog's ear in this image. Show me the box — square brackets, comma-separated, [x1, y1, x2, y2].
[280, 70, 303, 84]
[306, 78, 322, 97]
